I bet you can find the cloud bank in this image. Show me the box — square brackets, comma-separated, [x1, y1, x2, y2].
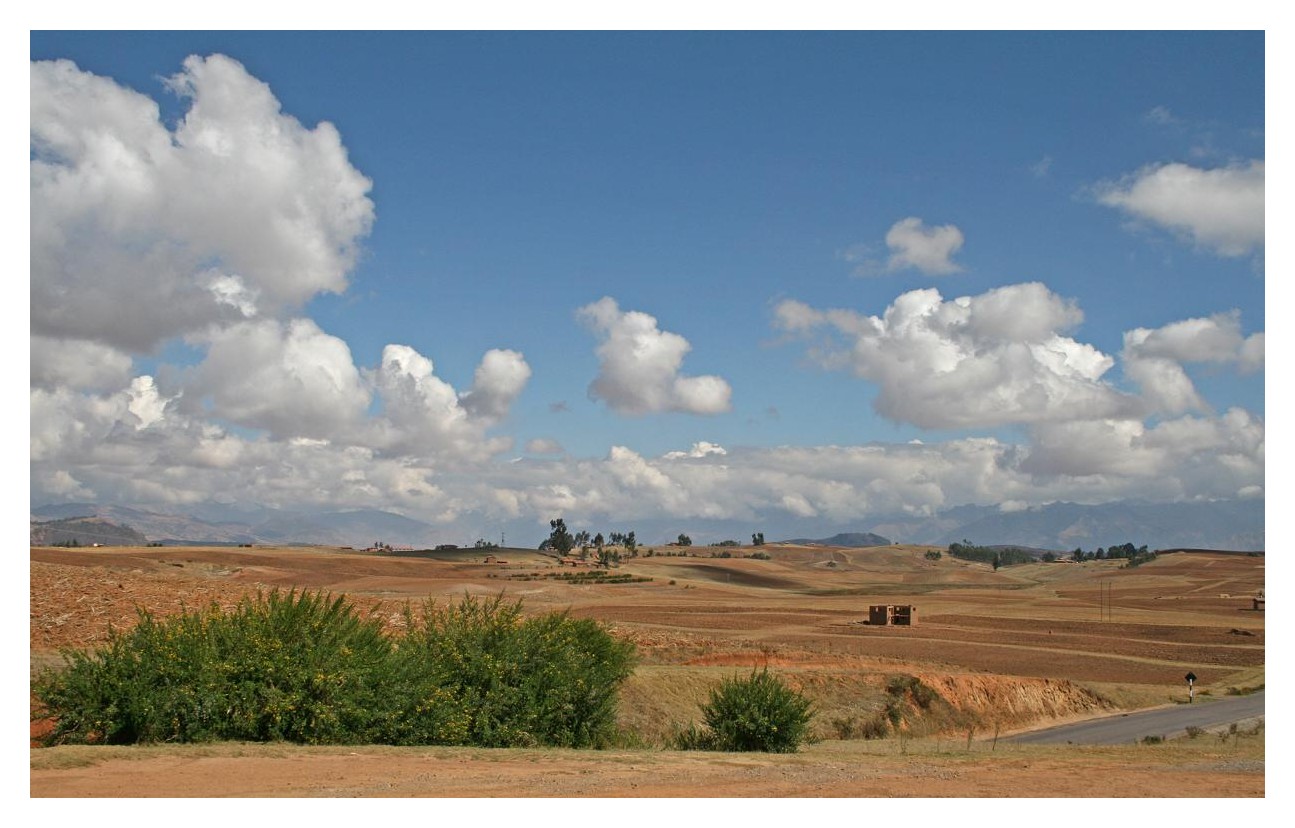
[31, 55, 533, 489]
[29, 54, 1263, 542]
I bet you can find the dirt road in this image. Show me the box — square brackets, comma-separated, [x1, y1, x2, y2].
[29, 738, 1264, 797]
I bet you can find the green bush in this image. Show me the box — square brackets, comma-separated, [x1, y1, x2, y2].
[671, 721, 717, 750]
[394, 594, 635, 748]
[691, 667, 813, 753]
[33, 590, 635, 749]
[829, 713, 889, 741]
[33, 590, 394, 745]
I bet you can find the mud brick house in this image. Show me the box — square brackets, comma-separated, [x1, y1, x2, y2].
[869, 604, 917, 625]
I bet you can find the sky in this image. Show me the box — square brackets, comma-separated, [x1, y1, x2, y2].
[27, 28, 1268, 545]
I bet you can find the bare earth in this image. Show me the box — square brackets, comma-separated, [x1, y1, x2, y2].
[30, 543, 1265, 797]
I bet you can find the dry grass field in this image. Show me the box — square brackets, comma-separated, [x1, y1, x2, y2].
[29, 542, 1265, 797]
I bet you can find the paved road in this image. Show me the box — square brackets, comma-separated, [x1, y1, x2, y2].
[1008, 691, 1265, 745]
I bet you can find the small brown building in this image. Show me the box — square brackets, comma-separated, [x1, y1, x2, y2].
[869, 604, 917, 625]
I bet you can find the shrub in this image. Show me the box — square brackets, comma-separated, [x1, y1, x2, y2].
[33, 590, 635, 749]
[830, 713, 888, 740]
[886, 674, 938, 709]
[832, 712, 891, 740]
[671, 722, 717, 750]
[396, 594, 636, 748]
[34, 590, 394, 745]
[692, 667, 813, 753]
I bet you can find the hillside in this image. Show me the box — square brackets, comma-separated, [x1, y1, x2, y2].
[30, 516, 147, 547]
[782, 531, 893, 548]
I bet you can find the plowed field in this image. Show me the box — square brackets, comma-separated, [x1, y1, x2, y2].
[30, 544, 1264, 797]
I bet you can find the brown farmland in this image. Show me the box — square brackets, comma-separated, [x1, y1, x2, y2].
[30, 543, 1265, 797]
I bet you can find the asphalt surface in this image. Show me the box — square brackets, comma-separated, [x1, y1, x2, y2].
[1008, 691, 1265, 745]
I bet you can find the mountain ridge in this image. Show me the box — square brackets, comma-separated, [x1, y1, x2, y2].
[29, 497, 1263, 551]
[782, 531, 893, 548]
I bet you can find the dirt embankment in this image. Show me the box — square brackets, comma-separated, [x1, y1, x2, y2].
[916, 673, 1112, 730]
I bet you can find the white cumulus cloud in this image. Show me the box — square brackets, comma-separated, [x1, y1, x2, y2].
[1123, 310, 1263, 371]
[577, 297, 732, 416]
[1095, 160, 1264, 257]
[459, 349, 532, 423]
[1121, 311, 1264, 413]
[31, 55, 375, 353]
[775, 283, 1136, 429]
[1023, 409, 1264, 495]
[31, 54, 537, 493]
[369, 344, 525, 460]
[182, 318, 371, 441]
[663, 441, 728, 460]
[884, 217, 965, 275]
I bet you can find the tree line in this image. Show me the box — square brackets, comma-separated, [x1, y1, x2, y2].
[1068, 542, 1156, 566]
[540, 518, 639, 568]
[947, 541, 1034, 570]
[946, 539, 1157, 569]
[540, 518, 769, 567]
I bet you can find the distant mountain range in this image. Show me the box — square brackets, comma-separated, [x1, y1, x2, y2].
[864, 499, 1264, 552]
[30, 497, 1263, 552]
[782, 532, 893, 548]
[30, 503, 443, 548]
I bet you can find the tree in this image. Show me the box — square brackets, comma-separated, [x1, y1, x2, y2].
[624, 531, 637, 554]
[752, 532, 765, 546]
[992, 553, 1001, 571]
[548, 518, 574, 555]
[677, 533, 692, 547]
[597, 547, 620, 569]
[593, 532, 604, 550]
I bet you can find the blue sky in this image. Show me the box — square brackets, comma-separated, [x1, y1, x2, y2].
[28, 30, 1266, 542]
